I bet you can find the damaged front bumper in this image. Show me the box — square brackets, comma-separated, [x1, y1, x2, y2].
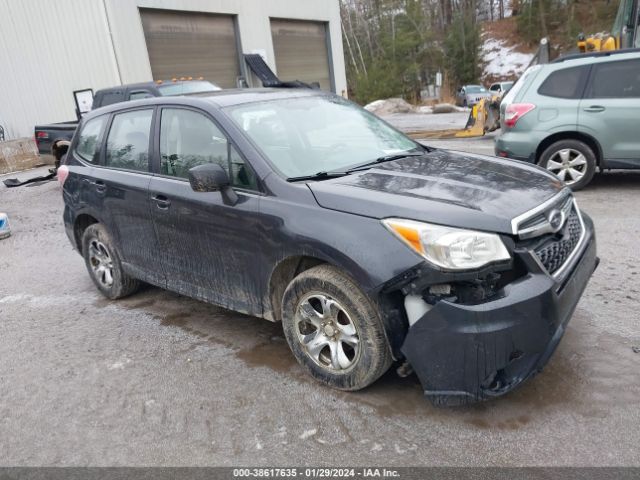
[401, 226, 598, 407]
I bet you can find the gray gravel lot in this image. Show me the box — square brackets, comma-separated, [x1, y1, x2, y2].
[1, 142, 639, 466]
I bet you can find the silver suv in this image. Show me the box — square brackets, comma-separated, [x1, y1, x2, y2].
[495, 50, 640, 190]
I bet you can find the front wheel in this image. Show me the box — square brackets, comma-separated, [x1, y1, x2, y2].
[281, 265, 392, 391]
[539, 139, 596, 191]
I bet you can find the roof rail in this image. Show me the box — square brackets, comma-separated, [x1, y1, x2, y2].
[552, 47, 640, 63]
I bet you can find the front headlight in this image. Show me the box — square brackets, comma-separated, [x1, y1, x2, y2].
[382, 218, 511, 270]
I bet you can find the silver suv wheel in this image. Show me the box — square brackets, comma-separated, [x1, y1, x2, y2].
[545, 148, 587, 185]
[295, 293, 360, 372]
[88, 239, 114, 287]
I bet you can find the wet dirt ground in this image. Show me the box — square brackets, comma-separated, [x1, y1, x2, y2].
[1, 152, 639, 466]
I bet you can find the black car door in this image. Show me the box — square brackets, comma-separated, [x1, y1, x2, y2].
[148, 106, 263, 315]
[88, 107, 162, 283]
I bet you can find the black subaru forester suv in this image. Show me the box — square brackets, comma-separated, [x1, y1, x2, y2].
[59, 89, 598, 406]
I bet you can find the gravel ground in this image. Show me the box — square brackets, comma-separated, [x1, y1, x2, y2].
[1, 152, 639, 467]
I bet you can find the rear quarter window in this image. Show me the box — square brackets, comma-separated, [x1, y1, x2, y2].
[538, 65, 589, 99]
[75, 116, 107, 164]
[96, 90, 125, 107]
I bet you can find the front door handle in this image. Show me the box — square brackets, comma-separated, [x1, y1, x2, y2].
[151, 194, 171, 210]
[583, 105, 606, 113]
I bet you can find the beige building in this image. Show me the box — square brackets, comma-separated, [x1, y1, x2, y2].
[0, 0, 346, 139]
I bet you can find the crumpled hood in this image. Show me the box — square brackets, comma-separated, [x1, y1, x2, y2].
[307, 149, 566, 234]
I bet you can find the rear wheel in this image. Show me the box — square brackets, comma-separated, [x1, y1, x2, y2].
[81, 224, 140, 299]
[539, 139, 596, 191]
[281, 265, 392, 391]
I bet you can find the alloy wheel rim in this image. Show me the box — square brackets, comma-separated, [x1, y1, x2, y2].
[546, 149, 587, 185]
[89, 239, 114, 287]
[295, 293, 360, 372]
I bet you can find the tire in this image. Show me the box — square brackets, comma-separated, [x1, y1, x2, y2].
[81, 223, 140, 299]
[538, 139, 596, 191]
[281, 264, 392, 391]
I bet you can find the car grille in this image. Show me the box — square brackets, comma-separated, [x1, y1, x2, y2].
[533, 207, 583, 275]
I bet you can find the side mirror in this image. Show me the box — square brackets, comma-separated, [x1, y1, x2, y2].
[188, 163, 238, 205]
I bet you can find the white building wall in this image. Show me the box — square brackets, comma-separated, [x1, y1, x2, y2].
[0, 0, 346, 140]
[0, 0, 121, 140]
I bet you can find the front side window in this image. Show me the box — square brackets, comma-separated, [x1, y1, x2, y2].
[227, 96, 418, 179]
[75, 116, 107, 164]
[538, 66, 588, 99]
[105, 109, 153, 172]
[159, 108, 256, 189]
[587, 59, 640, 99]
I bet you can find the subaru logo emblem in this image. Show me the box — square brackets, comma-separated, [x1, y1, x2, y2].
[548, 209, 566, 233]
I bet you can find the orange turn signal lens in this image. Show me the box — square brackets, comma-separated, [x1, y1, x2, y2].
[383, 220, 424, 255]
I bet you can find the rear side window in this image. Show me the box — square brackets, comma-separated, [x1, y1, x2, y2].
[105, 109, 153, 172]
[129, 90, 154, 101]
[587, 59, 640, 98]
[538, 66, 588, 99]
[159, 108, 257, 189]
[75, 116, 107, 164]
[98, 90, 125, 107]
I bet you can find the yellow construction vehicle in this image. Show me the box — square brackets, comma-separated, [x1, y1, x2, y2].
[578, 0, 639, 52]
[405, 99, 501, 139]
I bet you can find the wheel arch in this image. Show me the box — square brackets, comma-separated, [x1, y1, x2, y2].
[536, 131, 603, 166]
[266, 255, 329, 322]
[266, 250, 379, 323]
[266, 253, 402, 360]
[73, 213, 100, 254]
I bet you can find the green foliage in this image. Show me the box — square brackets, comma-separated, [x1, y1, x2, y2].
[444, 13, 481, 87]
[343, 0, 445, 104]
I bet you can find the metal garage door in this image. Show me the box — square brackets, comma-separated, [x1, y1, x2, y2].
[270, 19, 332, 91]
[140, 9, 241, 88]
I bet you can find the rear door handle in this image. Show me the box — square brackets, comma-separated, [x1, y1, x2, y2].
[94, 180, 106, 193]
[583, 106, 606, 113]
[84, 178, 106, 194]
[151, 194, 171, 210]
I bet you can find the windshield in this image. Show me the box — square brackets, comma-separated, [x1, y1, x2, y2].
[158, 81, 221, 96]
[466, 86, 486, 93]
[226, 96, 419, 178]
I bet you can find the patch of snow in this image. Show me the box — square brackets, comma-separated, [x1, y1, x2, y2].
[364, 100, 386, 112]
[481, 36, 534, 79]
[364, 98, 415, 115]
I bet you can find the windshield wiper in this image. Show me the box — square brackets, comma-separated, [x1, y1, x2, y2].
[343, 151, 425, 173]
[286, 171, 348, 182]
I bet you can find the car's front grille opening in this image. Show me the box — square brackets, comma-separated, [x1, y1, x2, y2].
[533, 208, 582, 275]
